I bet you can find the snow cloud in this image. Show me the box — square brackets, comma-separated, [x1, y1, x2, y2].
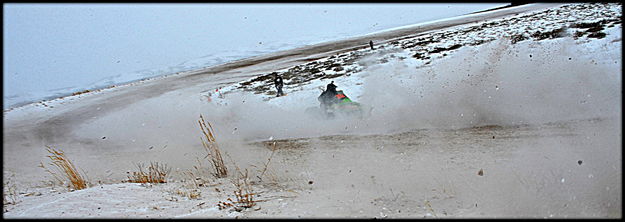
[359, 38, 621, 131]
[198, 35, 621, 141]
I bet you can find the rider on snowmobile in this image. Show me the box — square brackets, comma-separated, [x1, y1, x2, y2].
[318, 81, 339, 114]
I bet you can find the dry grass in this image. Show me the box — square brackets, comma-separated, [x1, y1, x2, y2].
[231, 169, 257, 209]
[175, 157, 227, 201]
[182, 157, 214, 189]
[3, 174, 19, 207]
[252, 142, 280, 184]
[424, 200, 438, 217]
[257, 143, 276, 181]
[39, 146, 89, 191]
[198, 114, 228, 178]
[215, 140, 298, 211]
[174, 189, 201, 199]
[181, 157, 223, 193]
[126, 162, 171, 183]
[217, 168, 260, 211]
[250, 142, 300, 190]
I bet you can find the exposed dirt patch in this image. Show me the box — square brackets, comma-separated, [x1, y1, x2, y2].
[530, 27, 568, 40]
[253, 139, 311, 151]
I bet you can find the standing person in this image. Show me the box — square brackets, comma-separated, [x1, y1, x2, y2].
[369, 40, 374, 50]
[273, 72, 284, 97]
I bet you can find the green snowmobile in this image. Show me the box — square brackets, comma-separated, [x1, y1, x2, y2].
[305, 81, 370, 119]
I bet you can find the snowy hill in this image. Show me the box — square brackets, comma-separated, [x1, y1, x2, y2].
[204, 2, 621, 140]
[3, 3, 621, 219]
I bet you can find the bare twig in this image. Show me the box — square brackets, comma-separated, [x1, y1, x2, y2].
[257, 142, 277, 181]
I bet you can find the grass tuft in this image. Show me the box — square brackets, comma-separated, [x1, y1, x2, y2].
[3, 174, 19, 207]
[39, 146, 89, 191]
[198, 114, 228, 178]
[174, 189, 201, 199]
[126, 162, 171, 183]
[182, 157, 223, 188]
[217, 168, 260, 211]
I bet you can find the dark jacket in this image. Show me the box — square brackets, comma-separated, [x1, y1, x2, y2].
[318, 81, 338, 106]
[274, 75, 283, 87]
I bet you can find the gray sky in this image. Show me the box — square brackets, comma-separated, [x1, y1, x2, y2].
[3, 3, 507, 108]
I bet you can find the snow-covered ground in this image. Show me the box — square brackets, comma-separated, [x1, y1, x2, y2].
[204, 2, 621, 139]
[3, 3, 621, 218]
[3, 3, 507, 110]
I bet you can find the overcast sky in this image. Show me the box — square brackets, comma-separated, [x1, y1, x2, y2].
[3, 3, 507, 109]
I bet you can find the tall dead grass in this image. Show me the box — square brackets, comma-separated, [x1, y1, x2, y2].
[39, 146, 89, 191]
[217, 168, 260, 211]
[199, 114, 228, 178]
[231, 169, 257, 209]
[126, 162, 171, 183]
[3, 174, 19, 206]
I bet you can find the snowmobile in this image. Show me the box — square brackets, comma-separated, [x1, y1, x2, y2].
[305, 84, 370, 119]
